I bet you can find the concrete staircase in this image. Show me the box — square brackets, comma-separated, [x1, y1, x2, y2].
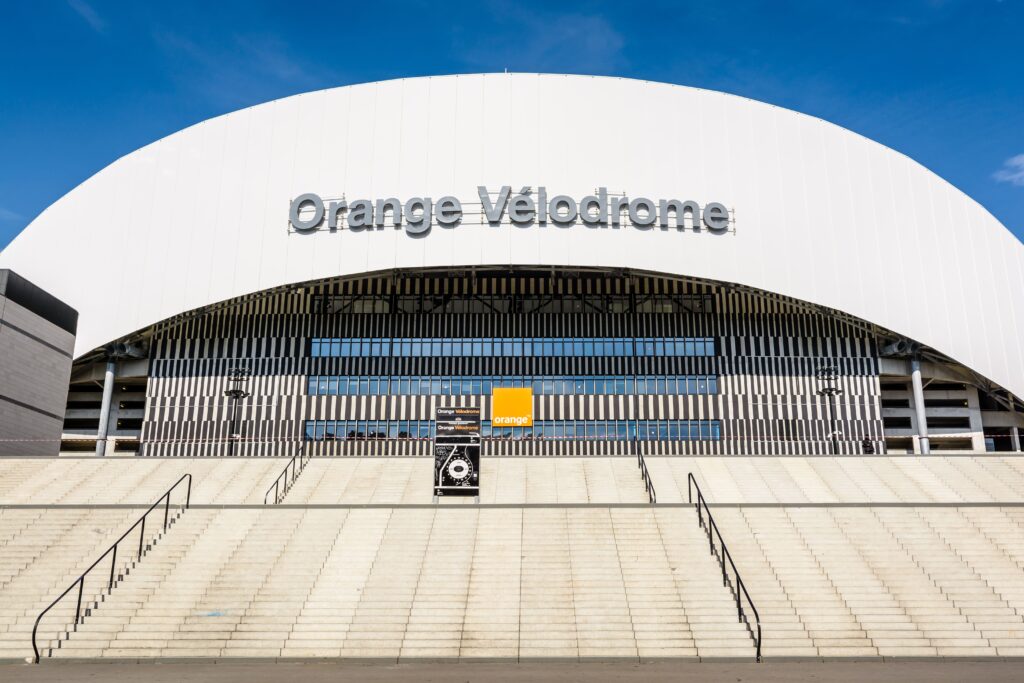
[31, 507, 751, 660]
[0, 458, 287, 505]
[648, 456, 1024, 503]
[711, 506, 1024, 657]
[4, 455, 1023, 505]
[5, 454, 1024, 661]
[0, 509, 139, 659]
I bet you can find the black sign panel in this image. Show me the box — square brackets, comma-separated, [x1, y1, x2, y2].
[434, 406, 480, 497]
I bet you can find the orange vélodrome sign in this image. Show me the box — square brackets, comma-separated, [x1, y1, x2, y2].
[491, 387, 534, 427]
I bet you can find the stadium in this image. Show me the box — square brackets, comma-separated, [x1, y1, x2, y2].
[0, 74, 1023, 674]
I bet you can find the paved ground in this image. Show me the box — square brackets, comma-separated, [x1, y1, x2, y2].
[4, 660, 1024, 682]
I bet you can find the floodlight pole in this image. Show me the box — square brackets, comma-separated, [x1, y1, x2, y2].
[224, 367, 251, 457]
[816, 366, 843, 456]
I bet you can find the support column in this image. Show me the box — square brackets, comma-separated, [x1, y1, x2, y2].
[95, 359, 116, 457]
[910, 357, 930, 455]
[1011, 428, 1022, 453]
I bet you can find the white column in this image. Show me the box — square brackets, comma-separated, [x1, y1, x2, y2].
[95, 360, 116, 457]
[910, 357, 930, 455]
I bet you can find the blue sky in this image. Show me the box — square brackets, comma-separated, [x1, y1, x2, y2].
[1, 0, 1022, 249]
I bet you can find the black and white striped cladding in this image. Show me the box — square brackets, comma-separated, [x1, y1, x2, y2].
[141, 272, 884, 456]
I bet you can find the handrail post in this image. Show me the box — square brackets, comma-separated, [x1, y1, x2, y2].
[74, 577, 83, 627]
[185, 473, 192, 508]
[137, 516, 146, 561]
[163, 493, 170, 531]
[109, 544, 117, 591]
[720, 537, 728, 587]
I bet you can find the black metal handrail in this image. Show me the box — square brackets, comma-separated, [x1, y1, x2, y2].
[635, 441, 657, 504]
[687, 472, 762, 662]
[264, 445, 309, 504]
[31, 473, 192, 663]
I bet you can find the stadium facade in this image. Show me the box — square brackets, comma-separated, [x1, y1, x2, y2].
[0, 74, 1022, 457]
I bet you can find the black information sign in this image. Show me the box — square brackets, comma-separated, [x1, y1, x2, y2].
[434, 406, 481, 497]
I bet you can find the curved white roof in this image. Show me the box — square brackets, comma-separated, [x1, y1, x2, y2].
[2, 74, 1022, 397]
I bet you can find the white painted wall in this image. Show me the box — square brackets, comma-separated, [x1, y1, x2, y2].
[2, 74, 1022, 398]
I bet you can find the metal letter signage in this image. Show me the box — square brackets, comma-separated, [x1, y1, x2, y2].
[434, 407, 481, 497]
[289, 187, 733, 236]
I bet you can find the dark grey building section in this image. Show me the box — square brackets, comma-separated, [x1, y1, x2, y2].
[0, 270, 77, 456]
[141, 270, 883, 457]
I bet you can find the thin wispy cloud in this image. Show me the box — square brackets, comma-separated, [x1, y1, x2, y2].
[993, 154, 1024, 186]
[456, 3, 626, 74]
[153, 30, 339, 109]
[67, 0, 106, 34]
[0, 207, 24, 222]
